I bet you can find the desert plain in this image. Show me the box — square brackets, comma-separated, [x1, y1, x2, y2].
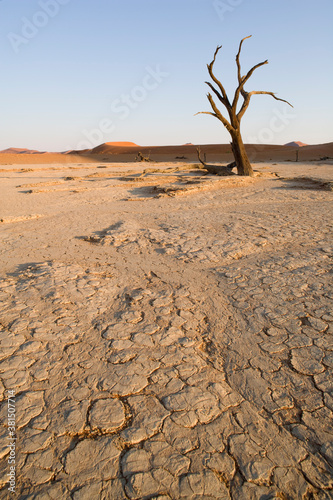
[0, 142, 333, 499]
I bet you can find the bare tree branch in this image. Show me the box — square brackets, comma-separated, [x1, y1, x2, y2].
[247, 90, 293, 106]
[205, 81, 227, 107]
[196, 147, 207, 166]
[207, 46, 231, 109]
[206, 93, 234, 132]
[194, 91, 234, 133]
[195, 110, 234, 134]
[236, 92, 251, 122]
[236, 35, 252, 84]
[237, 90, 293, 121]
[195, 111, 218, 118]
[241, 60, 269, 88]
[233, 59, 268, 109]
[195, 110, 233, 133]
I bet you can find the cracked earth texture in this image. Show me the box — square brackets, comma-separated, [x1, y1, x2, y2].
[0, 162, 332, 499]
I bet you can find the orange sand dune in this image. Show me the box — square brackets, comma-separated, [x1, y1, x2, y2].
[85, 142, 333, 163]
[0, 142, 332, 165]
[285, 141, 308, 147]
[105, 141, 139, 147]
[0, 153, 98, 165]
[89, 142, 140, 154]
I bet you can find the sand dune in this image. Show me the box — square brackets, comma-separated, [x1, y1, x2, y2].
[0, 141, 332, 165]
[0, 153, 98, 166]
[284, 141, 308, 147]
[0, 147, 44, 154]
[105, 141, 139, 147]
[89, 141, 140, 154]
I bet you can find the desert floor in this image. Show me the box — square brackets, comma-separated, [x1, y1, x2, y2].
[0, 160, 332, 499]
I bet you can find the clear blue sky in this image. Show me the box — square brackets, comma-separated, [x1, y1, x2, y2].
[0, 0, 332, 151]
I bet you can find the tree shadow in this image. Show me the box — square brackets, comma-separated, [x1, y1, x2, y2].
[76, 222, 124, 244]
[276, 177, 333, 191]
[7, 261, 53, 277]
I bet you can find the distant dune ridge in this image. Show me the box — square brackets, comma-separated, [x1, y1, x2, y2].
[0, 147, 44, 154]
[284, 141, 308, 147]
[105, 141, 139, 147]
[0, 141, 332, 164]
[89, 142, 140, 154]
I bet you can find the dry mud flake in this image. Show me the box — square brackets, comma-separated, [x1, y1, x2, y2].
[121, 395, 170, 445]
[291, 346, 325, 375]
[89, 398, 126, 432]
[15, 391, 45, 429]
[19, 428, 53, 454]
[229, 434, 275, 485]
[73, 479, 126, 500]
[46, 400, 89, 435]
[144, 438, 191, 477]
[21, 483, 70, 500]
[178, 471, 230, 498]
[125, 469, 174, 499]
[64, 436, 121, 481]
[163, 385, 221, 424]
[122, 449, 152, 477]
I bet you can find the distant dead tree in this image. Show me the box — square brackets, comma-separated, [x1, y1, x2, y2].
[196, 36, 293, 176]
[135, 151, 151, 162]
[295, 150, 299, 162]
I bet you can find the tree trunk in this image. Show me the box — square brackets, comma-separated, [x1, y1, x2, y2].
[231, 131, 254, 176]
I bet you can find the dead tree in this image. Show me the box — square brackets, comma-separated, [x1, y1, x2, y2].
[196, 36, 293, 176]
[196, 147, 236, 176]
[135, 151, 151, 162]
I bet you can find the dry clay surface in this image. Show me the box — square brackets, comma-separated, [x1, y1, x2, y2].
[0, 162, 333, 499]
